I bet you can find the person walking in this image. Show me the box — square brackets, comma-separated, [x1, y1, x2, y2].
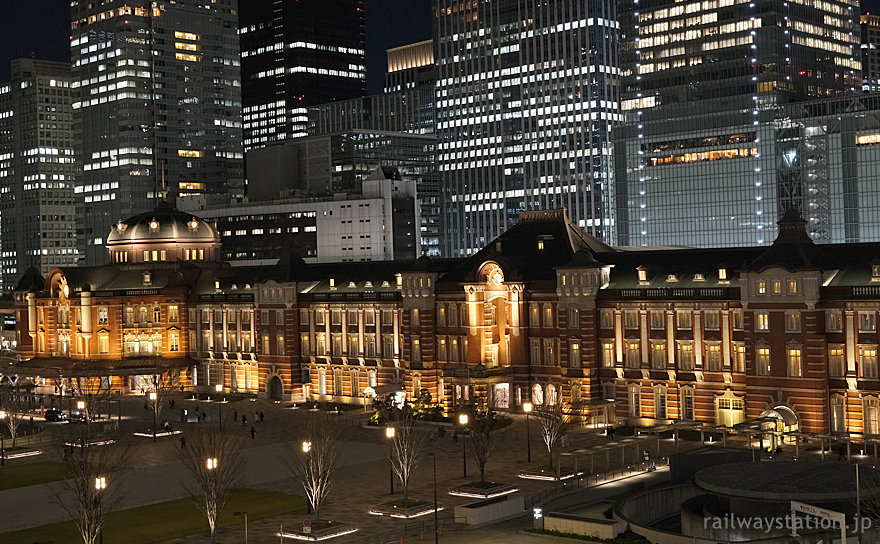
[259, 411, 264, 422]
[180, 435, 187, 449]
[251, 426, 256, 440]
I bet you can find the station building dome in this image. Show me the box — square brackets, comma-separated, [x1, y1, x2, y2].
[105, 201, 220, 264]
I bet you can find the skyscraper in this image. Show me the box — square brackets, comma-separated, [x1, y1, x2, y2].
[435, 0, 620, 256]
[0, 59, 77, 289]
[71, 0, 244, 265]
[862, 14, 880, 92]
[239, 0, 366, 150]
[619, 0, 861, 116]
[612, 0, 862, 248]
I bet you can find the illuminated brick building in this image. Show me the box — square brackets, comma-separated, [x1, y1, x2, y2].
[12, 205, 880, 438]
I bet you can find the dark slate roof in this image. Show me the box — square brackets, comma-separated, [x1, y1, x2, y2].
[439, 209, 614, 283]
[749, 209, 839, 271]
[15, 268, 44, 292]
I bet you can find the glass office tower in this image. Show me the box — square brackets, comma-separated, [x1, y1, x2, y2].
[71, 0, 243, 265]
[435, 0, 621, 256]
[239, 0, 366, 150]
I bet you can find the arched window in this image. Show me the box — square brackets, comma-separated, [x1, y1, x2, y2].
[138, 306, 148, 324]
[532, 383, 544, 405]
[546, 384, 558, 406]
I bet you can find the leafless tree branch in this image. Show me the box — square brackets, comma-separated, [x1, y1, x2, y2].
[290, 411, 341, 521]
[390, 409, 425, 502]
[180, 422, 246, 543]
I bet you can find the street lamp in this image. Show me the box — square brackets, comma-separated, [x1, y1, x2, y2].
[95, 476, 106, 544]
[386, 426, 396, 494]
[458, 413, 469, 478]
[149, 392, 158, 442]
[206, 457, 218, 470]
[0, 409, 6, 466]
[215, 384, 223, 393]
[523, 402, 533, 463]
[234, 511, 248, 544]
[301, 441, 312, 453]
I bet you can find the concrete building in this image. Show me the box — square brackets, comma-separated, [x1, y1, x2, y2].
[71, 0, 244, 266]
[244, 130, 439, 256]
[0, 59, 77, 290]
[613, 93, 880, 248]
[180, 170, 420, 265]
[435, 0, 621, 256]
[239, 0, 366, 150]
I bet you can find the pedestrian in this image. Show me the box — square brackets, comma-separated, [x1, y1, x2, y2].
[251, 426, 256, 440]
[202, 411, 207, 422]
[560, 431, 568, 448]
[233, 409, 238, 422]
[259, 411, 264, 422]
[242, 414, 247, 425]
[170, 399, 175, 408]
[180, 435, 187, 449]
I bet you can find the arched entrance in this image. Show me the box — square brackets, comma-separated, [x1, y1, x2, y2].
[268, 376, 283, 401]
[759, 406, 799, 451]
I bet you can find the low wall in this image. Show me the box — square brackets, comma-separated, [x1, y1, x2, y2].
[544, 513, 625, 540]
[454, 495, 525, 526]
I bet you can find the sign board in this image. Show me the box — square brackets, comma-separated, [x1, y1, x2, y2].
[303, 518, 312, 533]
[791, 501, 843, 523]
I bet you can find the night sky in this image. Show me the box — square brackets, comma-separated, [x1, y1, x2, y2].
[2, 0, 879, 88]
[0, 0, 433, 93]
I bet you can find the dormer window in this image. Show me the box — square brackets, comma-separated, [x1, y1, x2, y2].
[694, 274, 705, 282]
[143, 272, 152, 286]
[718, 268, 728, 281]
[537, 234, 553, 251]
[637, 267, 648, 283]
[666, 274, 678, 283]
[214, 279, 220, 290]
[349, 281, 357, 288]
[365, 281, 373, 288]
[873, 265, 880, 281]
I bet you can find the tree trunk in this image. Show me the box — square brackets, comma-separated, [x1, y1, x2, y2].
[480, 467, 485, 484]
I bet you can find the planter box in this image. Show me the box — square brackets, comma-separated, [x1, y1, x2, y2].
[369, 500, 443, 519]
[518, 467, 579, 481]
[544, 512, 626, 540]
[454, 494, 525, 526]
[448, 481, 518, 498]
[277, 521, 358, 541]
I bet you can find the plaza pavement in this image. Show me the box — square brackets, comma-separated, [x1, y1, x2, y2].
[0, 396, 715, 543]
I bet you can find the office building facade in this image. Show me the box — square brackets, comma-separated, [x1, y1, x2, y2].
[0, 59, 77, 291]
[181, 172, 421, 265]
[245, 130, 440, 256]
[0, 59, 77, 292]
[613, 93, 880, 248]
[435, 0, 621, 256]
[619, 0, 861, 118]
[863, 14, 880, 92]
[239, 0, 366, 150]
[71, 0, 244, 266]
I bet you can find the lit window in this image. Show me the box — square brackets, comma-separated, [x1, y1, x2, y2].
[718, 268, 728, 281]
[637, 267, 647, 282]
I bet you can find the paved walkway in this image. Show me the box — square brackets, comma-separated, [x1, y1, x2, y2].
[0, 396, 830, 543]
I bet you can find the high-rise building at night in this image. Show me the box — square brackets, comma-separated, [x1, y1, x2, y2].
[619, 0, 861, 118]
[70, 0, 243, 266]
[862, 14, 880, 92]
[239, 0, 366, 151]
[0, 59, 77, 289]
[434, 0, 621, 257]
[385, 40, 436, 92]
[613, 0, 862, 248]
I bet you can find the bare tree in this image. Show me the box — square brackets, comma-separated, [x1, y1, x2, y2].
[292, 411, 341, 521]
[66, 376, 115, 423]
[469, 399, 501, 484]
[180, 422, 246, 543]
[56, 427, 132, 544]
[146, 372, 175, 441]
[0, 385, 28, 449]
[390, 409, 426, 503]
[535, 402, 565, 468]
